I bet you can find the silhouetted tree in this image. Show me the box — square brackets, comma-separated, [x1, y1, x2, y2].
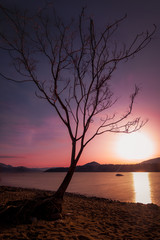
[0, 3, 156, 213]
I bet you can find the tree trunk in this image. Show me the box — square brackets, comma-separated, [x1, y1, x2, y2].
[54, 161, 77, 199]
[0, 145, 82, 224]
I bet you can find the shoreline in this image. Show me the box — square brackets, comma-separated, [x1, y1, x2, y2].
[0, 186, 160, 239]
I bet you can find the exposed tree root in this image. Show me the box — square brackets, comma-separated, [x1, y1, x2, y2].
[0, 195, 63, 225]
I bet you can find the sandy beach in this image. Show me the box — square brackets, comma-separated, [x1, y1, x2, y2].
[0, 186, 160, 240]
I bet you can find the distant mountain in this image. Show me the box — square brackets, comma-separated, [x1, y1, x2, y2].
[83, 161, 101, 168]
[1, 157, 160, 173]
[77, 161, 101, 171]
[141, 157, 160, 164]
[46, 158, 160, 172]
[45, 161, 101, 173]
[0, 163, 45, 173]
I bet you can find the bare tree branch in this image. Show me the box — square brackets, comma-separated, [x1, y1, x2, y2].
[0, 3, 156, 198]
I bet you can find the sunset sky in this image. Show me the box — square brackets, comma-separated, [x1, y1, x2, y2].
[0, 0, 160, 167]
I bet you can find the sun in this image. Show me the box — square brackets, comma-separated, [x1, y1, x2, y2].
[116, 132, 155, 161]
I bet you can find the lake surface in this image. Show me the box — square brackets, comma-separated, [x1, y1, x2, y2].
[0, 172, 160, 205]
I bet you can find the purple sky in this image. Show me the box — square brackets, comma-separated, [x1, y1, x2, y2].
[0, 0, 160, 167]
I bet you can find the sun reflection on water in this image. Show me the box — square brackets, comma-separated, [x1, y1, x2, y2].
[132, 172, 151, 204]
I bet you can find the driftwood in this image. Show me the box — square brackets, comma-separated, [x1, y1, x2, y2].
[0, 195, 63, 224]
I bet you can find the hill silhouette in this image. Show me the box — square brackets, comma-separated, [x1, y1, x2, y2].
[1, 158, 160, 173]
[0, 163, 43, 173]
[46, 158, 160, 172]
[141, 157, 160, 164]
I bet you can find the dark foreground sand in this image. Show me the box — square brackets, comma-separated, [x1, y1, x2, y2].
[0, 186, 160, 240]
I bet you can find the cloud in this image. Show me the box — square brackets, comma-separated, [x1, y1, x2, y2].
[0, 155, 25, 158]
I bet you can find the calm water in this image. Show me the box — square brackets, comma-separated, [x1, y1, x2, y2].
[0, 172, 160, 205]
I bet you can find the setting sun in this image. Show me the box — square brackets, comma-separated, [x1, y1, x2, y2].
[116, 132, 155, 161]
